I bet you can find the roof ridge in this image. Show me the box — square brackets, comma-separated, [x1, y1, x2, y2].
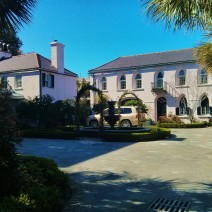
[120, 48, 194, 58]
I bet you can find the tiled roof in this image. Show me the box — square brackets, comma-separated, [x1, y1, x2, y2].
[90, 48, 195, 73]
[0, 53, 77, 77]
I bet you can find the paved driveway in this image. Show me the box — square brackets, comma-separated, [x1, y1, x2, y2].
[18, 128, 212, 211]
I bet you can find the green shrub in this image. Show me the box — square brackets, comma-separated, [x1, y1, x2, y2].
[102, 127, 171, 142]
[0, 155, 70, 212]
[157, 122, 207, 128]
[207, 122, 212, 127]
[23, 129, 76, 139]
[0, 194, 36, 212]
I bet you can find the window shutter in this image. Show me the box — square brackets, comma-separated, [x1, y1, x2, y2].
[42, 73, 46, 87]
[176, 107, 179, 115]
[210, 107, 212, 115]
[197, 107, 201, 115]
[51, 75, 54, 88]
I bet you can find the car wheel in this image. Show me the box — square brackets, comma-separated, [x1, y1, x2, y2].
[120, 120, 131, 127]
[89, 120, 99, 127]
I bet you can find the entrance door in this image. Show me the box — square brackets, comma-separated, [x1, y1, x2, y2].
[157, 97, 167, 118]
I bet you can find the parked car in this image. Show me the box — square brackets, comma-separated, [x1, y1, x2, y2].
[86, 106, 142, 127]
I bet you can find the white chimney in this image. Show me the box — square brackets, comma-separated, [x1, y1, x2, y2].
[50, 41, 64, 73]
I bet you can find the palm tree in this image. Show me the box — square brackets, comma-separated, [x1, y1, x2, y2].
[0, 0, 37, 33]
[142, 0, 212, 30]
[195, 41, 212, 74]
[142, 0, 212, 73]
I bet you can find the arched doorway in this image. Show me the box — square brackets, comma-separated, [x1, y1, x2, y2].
[157, 97, 167, 118]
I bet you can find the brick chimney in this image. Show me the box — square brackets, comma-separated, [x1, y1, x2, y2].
[50, 40, 64, 73]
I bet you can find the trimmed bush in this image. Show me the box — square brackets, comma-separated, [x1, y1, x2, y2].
[207, 122, 212, 127]
[0, 155, 70, 212]
[23, 129, 76, 140]
[157, 122, 208, 128]
[102, 127, 171, 142]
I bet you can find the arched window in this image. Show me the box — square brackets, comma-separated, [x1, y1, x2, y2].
[157, 72, 163, 88]
[135, 74, 142, 89]
[200, 70, 208, 84]
[120, 75, 126, 90]
[178, 70, 185, 85]
[198, 96, 209, 115]
[101, 77, 107, 90]
[179, 97, 188, 115]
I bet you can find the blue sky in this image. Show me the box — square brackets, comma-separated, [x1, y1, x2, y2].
[18, 0, 203, 77]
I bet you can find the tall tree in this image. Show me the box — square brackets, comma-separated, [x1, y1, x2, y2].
[0, 0, 37, 33]
[0, 80, 21, 197]
[142, 0, 212, 73]
[0, 29, 22, 55]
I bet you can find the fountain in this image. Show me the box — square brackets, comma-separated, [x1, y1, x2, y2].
[104, 100, 120, 128]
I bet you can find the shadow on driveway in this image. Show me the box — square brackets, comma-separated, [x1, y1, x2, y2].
[64, 171, 212, 211]
[18, 138, 134, 168]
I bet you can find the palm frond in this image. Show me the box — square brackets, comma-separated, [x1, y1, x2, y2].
[141, 0, 212, 31]
[0, 0, 37, 32]
[194, 42, 212, 74]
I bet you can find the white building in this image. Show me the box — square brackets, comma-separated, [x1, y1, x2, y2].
[89, 48, 212, 122]
[0, 41, 77, 101]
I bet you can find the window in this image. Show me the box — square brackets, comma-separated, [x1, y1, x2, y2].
[135, 74, 142, 89]
[15, 75, 22, 88]
[42, 73, 54, 88]
[157, 72, 163, 88]
[178, 70, 185, 85]
[0, 76, 7, 89]
[120, 108, 132, 114]
[120, 75, 126, 90]
[198, 96, 210, 115]
[101, 77, 107, 90]
[200, 70, 208, 84]
[179, 97, 188, 115]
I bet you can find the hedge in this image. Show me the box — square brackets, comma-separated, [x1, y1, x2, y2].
[0, 155, 70, 212]
[208, 122, 212, 127]
[23, 127, 171, 142]
[157, 122, 208, 128]
[102, 127, 171, 142]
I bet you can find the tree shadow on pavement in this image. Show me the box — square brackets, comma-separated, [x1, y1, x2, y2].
[18, 138, 135, 167]
[64, 171, 212, 212]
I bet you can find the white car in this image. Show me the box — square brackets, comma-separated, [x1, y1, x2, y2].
[86, 106, 142, 127]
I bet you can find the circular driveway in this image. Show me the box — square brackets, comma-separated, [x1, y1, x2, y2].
[18, 128, 212, 211]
